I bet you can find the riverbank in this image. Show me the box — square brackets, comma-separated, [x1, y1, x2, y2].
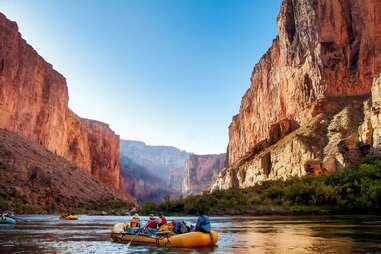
[141, 156, 381, 216]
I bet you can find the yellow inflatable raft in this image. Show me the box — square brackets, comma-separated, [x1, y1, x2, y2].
[61, 215, 79, 220]
[111, 223, 218, 248]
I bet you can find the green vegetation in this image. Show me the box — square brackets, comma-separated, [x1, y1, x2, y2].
[142, 156, 381, 215]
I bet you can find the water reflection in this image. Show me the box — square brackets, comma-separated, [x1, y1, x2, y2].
[0, 215, 380, 253]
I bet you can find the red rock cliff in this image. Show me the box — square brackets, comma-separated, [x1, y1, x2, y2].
[228, 0, 381, 165]
[182, 153, 225, 195]
[0, 12, 120, 188]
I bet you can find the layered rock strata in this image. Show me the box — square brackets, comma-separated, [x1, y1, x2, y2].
[212, 77, 381, 191]
[0, 12, 120, 188]
[213, 0, 381, 191]
[228, 0, 381, 166]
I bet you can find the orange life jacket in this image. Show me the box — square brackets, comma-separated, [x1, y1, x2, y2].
[130, 217, 139, 228]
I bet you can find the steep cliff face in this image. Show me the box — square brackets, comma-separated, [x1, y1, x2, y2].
[0, 128, 135, 212]
[228, 0, 381, 165]
[212, 76, 381, 191]
[213, 0, 381, 191]
[0, 12, 120, 188]
[182, 153, 225, 195]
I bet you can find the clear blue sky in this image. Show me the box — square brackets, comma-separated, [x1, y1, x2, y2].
[1, 0, 281, 154]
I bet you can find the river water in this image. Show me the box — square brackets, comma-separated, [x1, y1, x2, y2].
[0, 215, 380, 253]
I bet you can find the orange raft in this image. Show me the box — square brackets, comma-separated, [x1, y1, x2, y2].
[111, 223, 218, 248]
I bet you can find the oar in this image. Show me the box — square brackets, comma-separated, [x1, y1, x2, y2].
[126, 222, 149, 248]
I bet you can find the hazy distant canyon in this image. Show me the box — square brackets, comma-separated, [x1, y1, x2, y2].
[119, 140, 225, 202]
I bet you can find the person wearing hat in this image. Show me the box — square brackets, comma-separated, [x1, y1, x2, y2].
[130, 213, 140, 228]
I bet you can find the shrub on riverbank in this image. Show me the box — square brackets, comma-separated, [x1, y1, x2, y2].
[142, 156, 381, 215]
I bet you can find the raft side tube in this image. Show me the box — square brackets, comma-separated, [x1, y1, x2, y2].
[111, 223, 218, 248]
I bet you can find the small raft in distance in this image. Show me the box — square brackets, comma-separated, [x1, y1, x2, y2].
[61, 215, 79, 220]
[111, 223, 218, 248]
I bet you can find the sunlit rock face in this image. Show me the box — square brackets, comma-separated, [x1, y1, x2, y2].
[0, 12, 120, 188]
[227, 0, 381, 166]
[182, 153, 225, 195]
[213, 0, 381, 191]
[212, 76, 381, 191]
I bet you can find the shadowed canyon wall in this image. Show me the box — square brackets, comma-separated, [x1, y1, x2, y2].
[0, 12, 120, 188]
[182, 153, 225, 195]
[120, 140, 189, 202]
[120, 140, 225, 201]
[213, 0, 381, 191]
[0, 128, 136, 211]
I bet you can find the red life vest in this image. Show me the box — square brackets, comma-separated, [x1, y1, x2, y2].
[160, 215, 167, 225]
[146, 217, 160, 229]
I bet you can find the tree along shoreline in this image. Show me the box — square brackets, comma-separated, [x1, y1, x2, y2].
[141, 156, 381, 216]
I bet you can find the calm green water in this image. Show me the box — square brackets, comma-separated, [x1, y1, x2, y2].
[0, 215, 380, 253]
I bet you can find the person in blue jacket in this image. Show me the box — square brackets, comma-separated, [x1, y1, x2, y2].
[195, 210, 211, 233]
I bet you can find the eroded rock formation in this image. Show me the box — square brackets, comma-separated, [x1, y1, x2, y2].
[182, 153, 225, 195]
[213, 76, 381, 191]
[213, 0, 381, 191]
[227, 0, 381, 166]
[0, 12, 120, 188]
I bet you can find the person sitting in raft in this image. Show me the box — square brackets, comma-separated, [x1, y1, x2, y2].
[158, 212, 167, 227]
[195, 210, 211, 233]
[145, 214, 161, 234]
[2, 211, 14, 219]
[130, 213, 140, 228]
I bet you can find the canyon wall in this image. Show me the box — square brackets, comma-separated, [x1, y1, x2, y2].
[0, 12, 120, 188]
[120, 140, 225, 200]
[213, 0, 381, 191]
[0, 128, 135, 212]
[182, 153, 225, 195]
[120, 140, 189, 186]
[212, 76, 381, 191]
[227, 0, 381, 166]
[120, 155, 170, 203]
